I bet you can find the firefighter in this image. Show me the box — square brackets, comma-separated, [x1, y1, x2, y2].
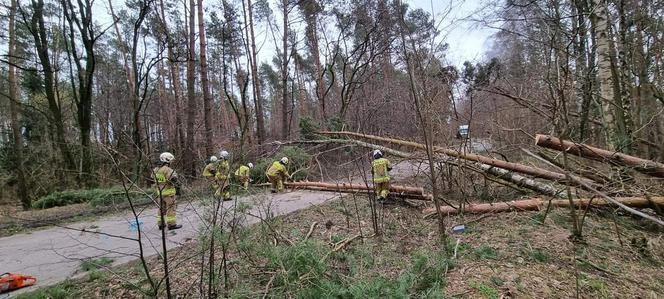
[371, 149, 392, 202]
[235, 162, 254, 190]
[152, 152, 182, 230]
[266, 157, 289, 193]
[203, 156, 218, 192]
[215, 150, 232, 200]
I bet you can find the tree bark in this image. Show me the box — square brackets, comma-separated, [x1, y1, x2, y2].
[592, 0, 628, 151]
[535, 134, 664, 178]
[9, 0, 30, 209]
[158, 0, 186, 153]
[198, 0, 214, 156]
[423, 196, 664, 216]
[247, 0, 266, 143]
[281, 0, 290, 140]
[285, 181, 424, 195]
[185, 0, 198, 175]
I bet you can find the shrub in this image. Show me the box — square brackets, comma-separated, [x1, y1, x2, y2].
[31, 187, 143, 209]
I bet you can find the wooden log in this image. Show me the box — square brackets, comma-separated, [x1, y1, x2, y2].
[319, 131, 595, 187]
[285, 181, 424, 195]
[287, 185, 432, 200]
[422, 196, 664, 216]
[535, 134, 664, 178]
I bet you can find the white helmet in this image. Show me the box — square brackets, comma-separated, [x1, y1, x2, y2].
[160, 152, 175, 163]
[247, 162, 254, 168]
[210, 156, 218, 162]
[219, 150, 229, 159]
[280, 157, 289, 164]
[373, 149, 383, 159]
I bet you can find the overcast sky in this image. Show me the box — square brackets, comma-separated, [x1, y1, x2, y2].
[408, 0, 497, 67]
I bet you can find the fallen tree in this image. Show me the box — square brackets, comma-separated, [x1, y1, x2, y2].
[281, 181, 432, 200]
[535, 134, 664, 178]
[286, 138, 565, 197]
[318, 131, 596, 188]
[422, 196, 664, 217]
[285, 181, 424, 195]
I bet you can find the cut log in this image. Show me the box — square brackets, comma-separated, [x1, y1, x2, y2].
[535, 134, 664, 178]
[285, 181, 424, 195]
[319, 131, 596, 188]
[422, 196, 664, 216]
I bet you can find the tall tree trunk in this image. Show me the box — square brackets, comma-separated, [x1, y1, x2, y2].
[61, 0, 97, 187]
[281, 0, 289, 140]
[158, 0, 186, 153]
[573, 0, 593, 140]
[8, 0, 30, 209]
[616, 0, 633, 153]
[185, 0, 198, 175]
[198, 0, 214, 156]
[247, 0, 266, 143]
[592, 0, 621, 150]
[299, 0, 325, 120]
[28, 0, 77, 175]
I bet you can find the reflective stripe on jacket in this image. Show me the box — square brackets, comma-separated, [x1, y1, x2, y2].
[153, 165, 177, 196]
[372, 158, 391, 183]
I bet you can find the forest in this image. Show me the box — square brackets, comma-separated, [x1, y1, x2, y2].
[1, 0, 663, 298]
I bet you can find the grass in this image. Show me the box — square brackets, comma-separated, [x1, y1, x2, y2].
[80, 257, 114, 272]
[474, 245, 500, 260]
[14, 280, 80, 299]
[524, 247, 550, 263]
[470, 280, 500, 299]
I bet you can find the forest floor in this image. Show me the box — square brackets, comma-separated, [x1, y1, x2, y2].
[4, 161, 664, 298]
[13, 194, 664, 299]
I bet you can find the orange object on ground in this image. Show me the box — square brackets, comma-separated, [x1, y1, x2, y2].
[0, 273, 37, 293]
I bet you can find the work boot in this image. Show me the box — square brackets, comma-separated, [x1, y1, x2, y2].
[168, 224, 183, 230]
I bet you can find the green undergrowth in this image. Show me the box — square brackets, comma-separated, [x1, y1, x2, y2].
[235, 238, 450, 298]
[14, 280, 82, 299]
[31, 187, 146, 209]
[251, 146, 311, 184]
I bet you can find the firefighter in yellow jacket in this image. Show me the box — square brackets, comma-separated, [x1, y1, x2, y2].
[152, 152, 182, 230]
[235, 162, 254, 190]
[266, 157, 289, 193]
[371, 150, 392, 202]
[202, 156, 218, 190]
[215, 150, 232, 200]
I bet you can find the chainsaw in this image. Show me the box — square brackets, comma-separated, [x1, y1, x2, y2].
[0, 273, 37, 293]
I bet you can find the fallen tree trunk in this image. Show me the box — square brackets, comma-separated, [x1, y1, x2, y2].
[318, 131, 595, 188]
[422, 196, 664, 216]
[292, 138, 565, 197]
[535, 134, 664, 178]
[285, 181, 424, 195]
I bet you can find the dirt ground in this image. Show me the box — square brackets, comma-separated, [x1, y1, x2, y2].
[19, 193, 663, 299]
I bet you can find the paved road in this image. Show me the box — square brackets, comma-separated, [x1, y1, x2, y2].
[0, 161, 420, 297]
[0, 191, 340, 296]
